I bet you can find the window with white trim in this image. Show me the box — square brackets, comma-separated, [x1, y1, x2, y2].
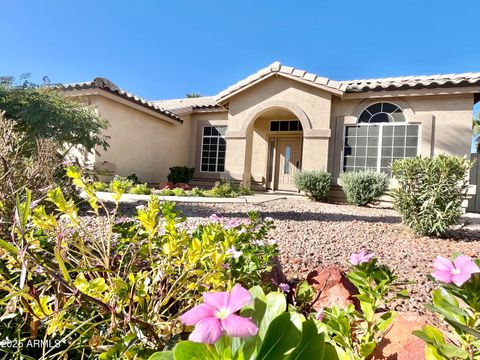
[343, 103, 419, 175]
[201, 126, 226, 172]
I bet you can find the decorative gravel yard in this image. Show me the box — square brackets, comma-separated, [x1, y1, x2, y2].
[108, 198, 480, 319]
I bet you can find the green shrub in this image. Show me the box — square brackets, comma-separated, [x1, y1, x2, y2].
[167, 166, 195, 184]
[294, 170, 331, 201]
[172, 187, 187, 196]
[126, 173, 141, 184]
[391, 155, 474, 236]
[340, 170, 389, 206]
[93, 181, 108, 191]
[0, 167, 278, 357]
[205, 179, 251, 198]
[189, 187, 205, 197]
[129, 183, 151, 195]
[108, 175, 134, 193]
[159, 187, 174, 196]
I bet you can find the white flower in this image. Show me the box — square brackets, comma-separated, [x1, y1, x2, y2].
[226, 246, 243, 259]
[267, 239, 277, 245]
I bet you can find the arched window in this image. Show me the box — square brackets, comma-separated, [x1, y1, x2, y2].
[343, 102, 419, 175]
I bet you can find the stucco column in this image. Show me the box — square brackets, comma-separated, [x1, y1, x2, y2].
[224, 130, 251, 184]
[302, 128, 331, 172]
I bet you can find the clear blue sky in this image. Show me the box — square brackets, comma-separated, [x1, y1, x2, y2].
[2, 0, 480, 105]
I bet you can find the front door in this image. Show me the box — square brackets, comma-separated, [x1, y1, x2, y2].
[275, 137, 302, 191]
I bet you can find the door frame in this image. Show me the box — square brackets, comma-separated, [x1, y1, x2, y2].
[266, 135, 303, 191]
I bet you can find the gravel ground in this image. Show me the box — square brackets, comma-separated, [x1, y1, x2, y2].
[84, 198, 480, 323]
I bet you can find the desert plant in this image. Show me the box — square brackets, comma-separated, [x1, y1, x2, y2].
[294, 170, 331, 201]
[340, 170, 388, 206]
[172, 187, 187, 196]
[130, 183, 152, 195]
[126, 172, 141, 184]
[93, 180, 108, 191]
[320, 253, 409, 360]
[391, 155, 474, 236]
[0, 167, 278, 358]
[0, 116, 62, 232]
[167, 166, 195, 184]
[108, 175, 134, 193]
[414, 254, 480, 359]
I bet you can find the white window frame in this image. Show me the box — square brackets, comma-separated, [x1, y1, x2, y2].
[342, 122, 422, 174]
[200, 125, 227, 173]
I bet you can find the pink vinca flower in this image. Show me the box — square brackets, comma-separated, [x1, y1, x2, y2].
[209, 214, 221, 222]
[316, 308, 324, 321]
[432, 255, 480, 286]
[179, 284, 258, 344]
[227, 219, 241, 228]
[349, 251, 375, 265]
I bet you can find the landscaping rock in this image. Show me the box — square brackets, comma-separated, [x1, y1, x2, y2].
[306, 266, 358, 310]
[373, 312, 428, 360]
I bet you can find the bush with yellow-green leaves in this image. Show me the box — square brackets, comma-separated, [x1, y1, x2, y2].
[0, 167, 278, 359]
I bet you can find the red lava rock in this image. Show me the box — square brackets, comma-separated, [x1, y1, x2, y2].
[373, 312, 428, 360]
[306, 266, 358, 310]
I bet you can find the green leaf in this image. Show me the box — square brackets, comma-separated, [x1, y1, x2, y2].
[359, 341, 376, 357]
[0, 239, 19, 256]
[148, 351, 174, 360]
[296, 281, 315, 305]
[445, 319, 480, 339]
[172, 341, 217, 360]
[288, 319, 337, 360]
[374, 311, 396, 333]
[54, 247, 71, 284]
[257, 312, 303, 360]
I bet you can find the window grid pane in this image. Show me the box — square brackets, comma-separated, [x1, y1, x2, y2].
[201, 126, 227, 172]
[343, 123, 419, 175]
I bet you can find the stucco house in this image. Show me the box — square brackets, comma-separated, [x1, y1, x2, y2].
[63, 62, 479, 196]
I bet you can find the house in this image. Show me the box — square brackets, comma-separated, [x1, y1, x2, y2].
[62, 62, 479, 195]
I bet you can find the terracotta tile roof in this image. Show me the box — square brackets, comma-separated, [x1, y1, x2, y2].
[344, 72, 480, 92]
[60, 78, 183, 123]
[152, 96, 220, 112]
[214, 62, 480, 101]
[215, 61, 347, 102]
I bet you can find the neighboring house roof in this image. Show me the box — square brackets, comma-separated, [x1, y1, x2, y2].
[215, 61, 347, 103]
[152, 96, 221, 112]
[344, 72, 480, 92]
[60, 78, 183, 123]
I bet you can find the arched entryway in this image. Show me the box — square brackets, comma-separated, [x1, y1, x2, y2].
[248, 108, 305, 191]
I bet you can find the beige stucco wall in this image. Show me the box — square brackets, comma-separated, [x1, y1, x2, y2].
[329, 94, 474, 181]
[91, 95, 193, 183]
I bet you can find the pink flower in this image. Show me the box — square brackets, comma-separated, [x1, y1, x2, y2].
[242, 218, 251, 226]
[432, 255, 480, 286]
[179, 284, 258, 344]
[209, 214, 221, 222]
[349, 251, 375, 265]
[227, 219, 241, 228]
[316, 308, 324, 321]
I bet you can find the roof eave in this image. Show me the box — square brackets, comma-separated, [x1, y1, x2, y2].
[64, 87, 183, 124]
[216, 72, 345, 106]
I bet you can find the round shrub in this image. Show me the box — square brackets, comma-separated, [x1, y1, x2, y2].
[340, 170, 388, 206]
[391, 155, 474, 237]
[129, 183, 151, 195]
[294, 170, 331, 201]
